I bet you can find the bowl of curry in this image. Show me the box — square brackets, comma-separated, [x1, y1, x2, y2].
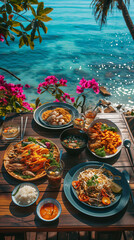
[36, 198, 62, 222]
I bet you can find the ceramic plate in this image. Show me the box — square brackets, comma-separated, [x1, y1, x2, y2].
[64, 161, 130, 218]
[87, 119, 123, 159]
[71, 164, 122, 209]
[33, 102, 79, 130]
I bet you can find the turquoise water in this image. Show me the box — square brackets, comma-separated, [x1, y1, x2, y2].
[0, 0, 134, 108]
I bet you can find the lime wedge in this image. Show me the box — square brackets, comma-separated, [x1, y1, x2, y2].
[111, 182, 122, 193]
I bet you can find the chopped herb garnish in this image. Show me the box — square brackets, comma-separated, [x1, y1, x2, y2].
[101, 124, 117, 132]
[87, 175, 99, 187]
[28, 137, 37, 143]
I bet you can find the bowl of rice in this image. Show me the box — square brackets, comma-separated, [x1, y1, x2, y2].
[12, 183, 39, 207]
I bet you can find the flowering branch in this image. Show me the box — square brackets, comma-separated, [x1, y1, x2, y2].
[37, 76, 100, 112]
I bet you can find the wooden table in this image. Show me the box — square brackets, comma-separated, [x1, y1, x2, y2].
[0, 112, 134, 236]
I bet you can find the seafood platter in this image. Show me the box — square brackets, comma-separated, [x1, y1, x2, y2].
[87, 118, 123, 159]
[4, 137, 60, 181]
[33, 102, 79, 129]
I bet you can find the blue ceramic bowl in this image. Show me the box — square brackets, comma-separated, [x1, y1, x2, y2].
[60, 128, 88, 154]
[12, 183, 39, 207]
[36, 198, 62, 222]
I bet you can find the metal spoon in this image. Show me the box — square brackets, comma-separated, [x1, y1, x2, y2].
[123, 139, 134, 168]
[122, 170, 134, 205]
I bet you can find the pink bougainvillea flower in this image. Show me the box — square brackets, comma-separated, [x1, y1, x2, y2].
[59, 78, 67, 86]
[0, 86, 6, 91]
[0, 98, 8, 105]
[64, 93, 70, 99]
[0, 34, 4, 42]
[92, 85, 100, 94]
[45, 76, 58, 85]
[70, 97, 75, 103]
[22, 102, 33, 111]
[76, 85, 84, 94]
[24, 84, 30, 88]
[54, 99, 60, 102]
[0, 75, 5, 84]
[37, 88, 41, 94]
[79, 77, 87, 86]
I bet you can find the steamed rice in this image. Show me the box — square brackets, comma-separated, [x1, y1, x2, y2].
[14, 185, 38, 205]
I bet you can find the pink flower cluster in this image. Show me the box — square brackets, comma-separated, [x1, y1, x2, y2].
[76, 78, 100, 94]
[0, 75, 33, 111]
[37, 76, 67, 94]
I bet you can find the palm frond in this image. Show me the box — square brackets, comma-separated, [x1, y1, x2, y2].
[91, 0, 115, 25]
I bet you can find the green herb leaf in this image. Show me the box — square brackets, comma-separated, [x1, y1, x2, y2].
[12, 186, 20, 196]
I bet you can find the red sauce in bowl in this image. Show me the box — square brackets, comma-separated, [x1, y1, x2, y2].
[40, 203, 59, 220]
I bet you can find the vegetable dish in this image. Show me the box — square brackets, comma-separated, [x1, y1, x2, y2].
[88, 122, 122, 157]
[72, 167, 122, 207]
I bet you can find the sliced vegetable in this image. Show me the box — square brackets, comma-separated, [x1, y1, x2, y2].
[72, 180, 80, 189]
[95, 146, 106, 157]
[102, 196, 111, 205]
[78, 194, 90, 202]
[101, 188, 108, 197]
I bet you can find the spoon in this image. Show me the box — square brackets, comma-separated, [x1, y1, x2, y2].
[123, 139, 134, 168]
[122, 170, 134, 205]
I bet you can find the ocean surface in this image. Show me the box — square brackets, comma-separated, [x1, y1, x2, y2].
[0, 0, 134, 109]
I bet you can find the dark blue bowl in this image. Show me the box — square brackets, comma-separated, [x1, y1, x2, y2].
[60, 128, 88, 154]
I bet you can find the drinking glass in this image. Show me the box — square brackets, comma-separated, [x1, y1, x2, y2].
[2, 121, 20, 140]
[46, 160, 64, 188]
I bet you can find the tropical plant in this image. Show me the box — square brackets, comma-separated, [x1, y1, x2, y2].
[0, 0, 53, 49]
[91, 0, 134, 40]
[36, 76, 100, 112]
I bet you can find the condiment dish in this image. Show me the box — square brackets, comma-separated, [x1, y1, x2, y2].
[60, 128, 88, 154]
[12, 182, 39, 207]
[36, 198, 62, 222]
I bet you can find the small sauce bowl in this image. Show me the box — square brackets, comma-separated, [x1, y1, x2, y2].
[36, 198, 62, 222]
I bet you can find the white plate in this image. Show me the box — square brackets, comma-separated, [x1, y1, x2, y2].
[87, 118, 123, 159]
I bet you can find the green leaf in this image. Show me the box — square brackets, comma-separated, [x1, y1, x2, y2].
[27, 36, 34, 50]
[37, 16, 52, 22]
[38, 20, 47, 33]
[30, 0, 38, 3]
[23, 35, 29, 46]
[37, 27, 42, 43]
[37, 2, 44, 16]
[35, 97, 40, 108]
[29, 5, 36, 17]
[6, 3, 12, 14]
[25, 23, 32, 31]
[41, 7, 53, 15]
[14, 4, 24, 12]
